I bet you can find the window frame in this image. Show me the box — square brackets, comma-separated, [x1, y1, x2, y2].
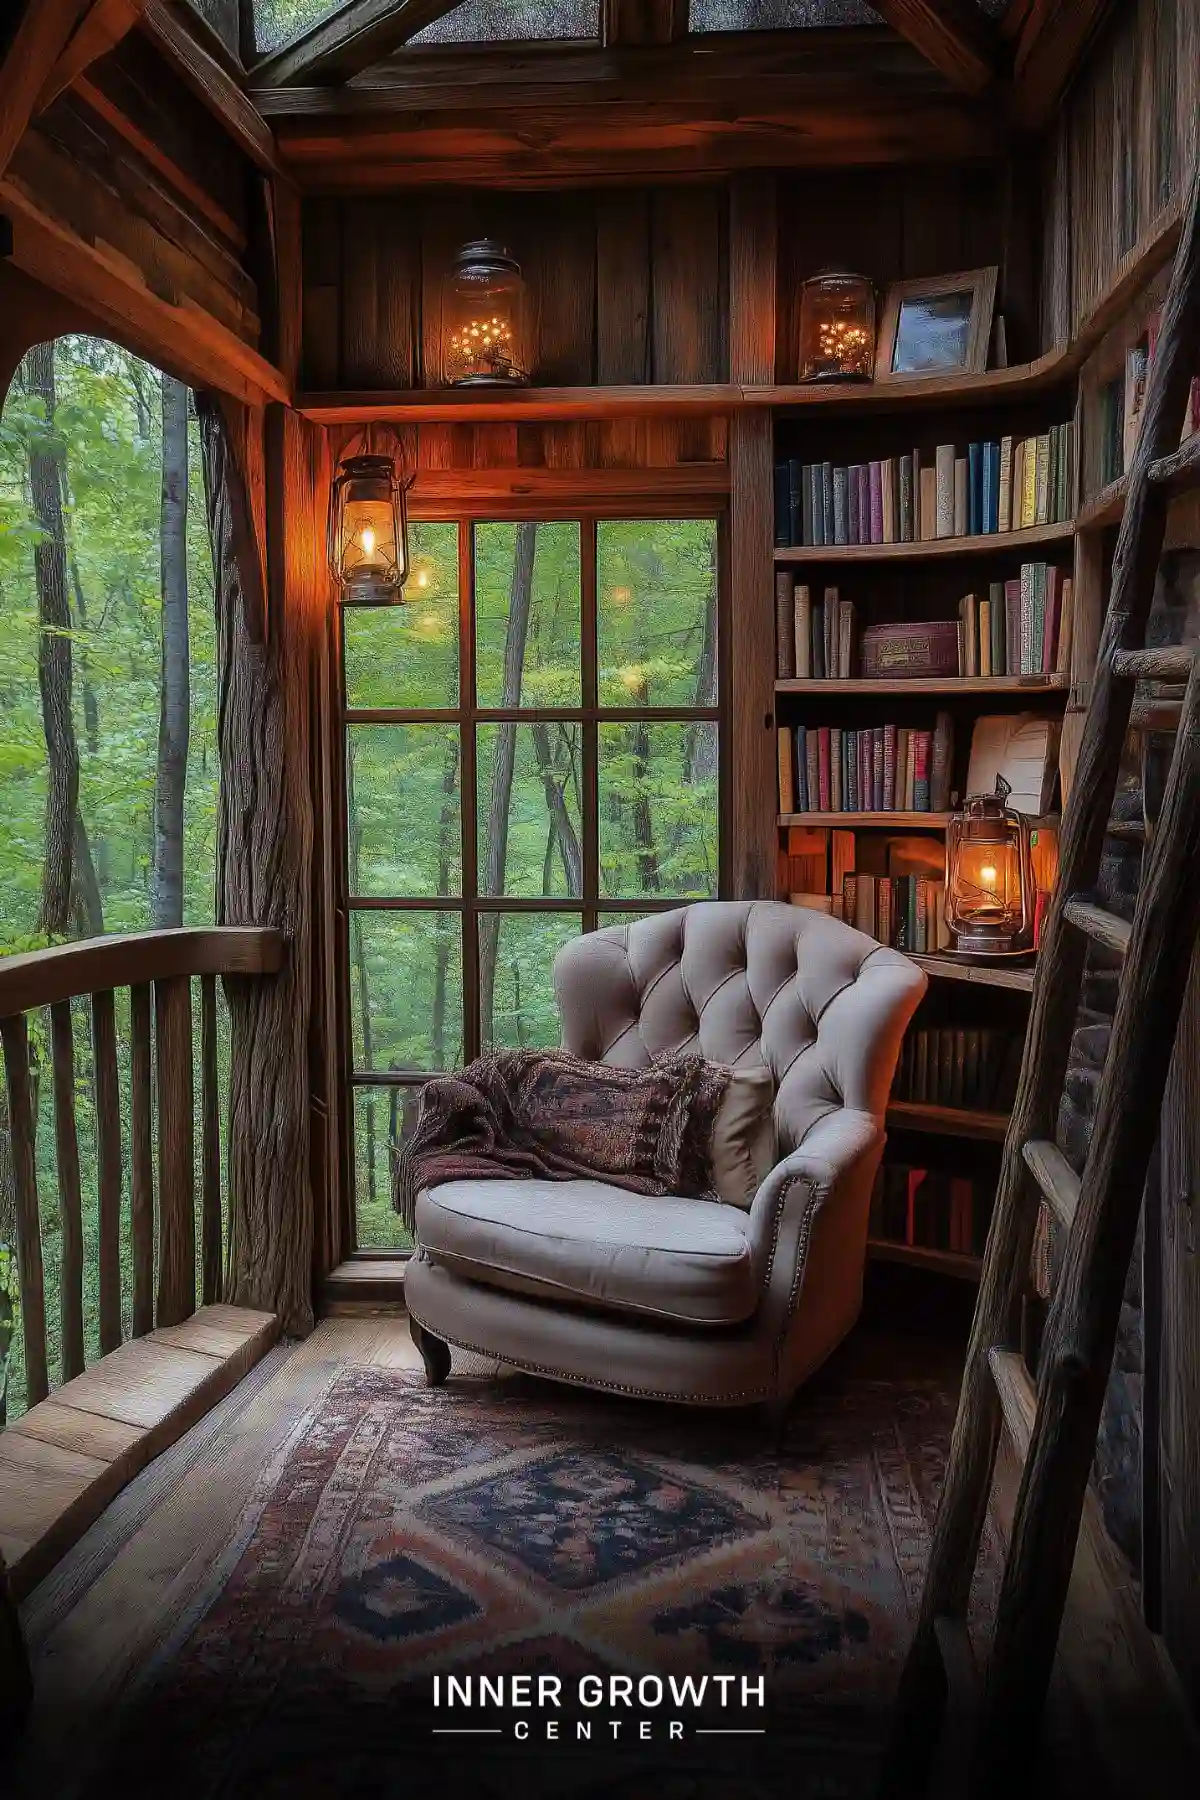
[336, 498, 729, 1243]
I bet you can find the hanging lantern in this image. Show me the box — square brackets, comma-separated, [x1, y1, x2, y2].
[798, 270, 876, 383]
[443, 239, 529, 387]
[944, 780, 1035, 956]
[328, 453, 409, 605]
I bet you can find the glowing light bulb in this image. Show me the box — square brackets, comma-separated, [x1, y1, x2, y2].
[359, 525, 376, 558]
[980, 864, 997, 887]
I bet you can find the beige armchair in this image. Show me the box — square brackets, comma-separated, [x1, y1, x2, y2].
[405, 902, 925, 1412]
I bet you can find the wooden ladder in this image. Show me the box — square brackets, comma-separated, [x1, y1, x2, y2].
[879, 153, 1200, 1800]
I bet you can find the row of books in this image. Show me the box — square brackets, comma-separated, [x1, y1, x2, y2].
[958, 565, 1073, 678]
[870, 1163, 989, 1259]
[774, 584, 855, 679]
[772, 426, 1075, 548]
[778, 715, 954, 816]
[894, 1027, 1022, 1114]
[843, 872, 948, 953]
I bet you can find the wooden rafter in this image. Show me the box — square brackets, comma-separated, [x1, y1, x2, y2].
[138, 0, 282, 173]
[254, 0, 463, 87]
[869, 0, 997, 94]
[0, 0, 88, 181]
[1012, 0, 1118, 130]
[37, 0, 143, 114]
[602, 0, 688, 47]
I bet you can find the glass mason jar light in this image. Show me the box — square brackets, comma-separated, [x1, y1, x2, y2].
[798, 270, 876, 383]
[944, 783, 1035, 955]
[328, 453, 409, 605]
[443, 239, 529, 387]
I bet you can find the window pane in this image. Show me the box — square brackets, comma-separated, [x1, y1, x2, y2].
[599, 722, 718, 898]
[352, 1086, 417, 1251]
[476, 723, 583, 899]
[347, 725, 461, 898]
[252, 0, 345, 54]
[475, 521, 581, 708]
[343, 523, 459, 710]
[597, 519, 718, 708]
[480, 912, 582, 1051]
[351, 911, 463, 1073]
[688, 1, 877, 29]
[411, 0, 600, 44]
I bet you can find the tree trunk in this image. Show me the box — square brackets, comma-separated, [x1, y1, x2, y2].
[531, 721, 583, 894]
[627, 679, 660, 894]
[26, 339, 78, 939]
[479, 522, 537, 1043]
[151, 373, 190, 930]
[198, 397, 315, 1337]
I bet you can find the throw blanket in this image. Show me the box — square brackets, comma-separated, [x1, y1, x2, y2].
[392, 1048, 730, 1236]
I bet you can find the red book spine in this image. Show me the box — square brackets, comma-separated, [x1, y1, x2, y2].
[883, 723, 898, 811]
[1041, 566, 1062, 672]
[914, 731, 931, 811]
[818, 726, 832, 810]
[872, 728, 884, 811]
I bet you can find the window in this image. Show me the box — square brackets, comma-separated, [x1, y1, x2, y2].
[688, 1, 878, 30]
[342, 513, 723, 1246]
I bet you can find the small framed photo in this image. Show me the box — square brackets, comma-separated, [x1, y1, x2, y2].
[875, 268, 998, 382]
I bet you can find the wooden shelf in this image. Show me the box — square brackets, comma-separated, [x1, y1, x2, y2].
[886, 1100, 1010, 1142]
[1076, 437, 1200, 534]
[910, 953, 1036, 992]
[779, 811, 953, 828]
[775, 675, 1067, 697]
[774, 521, 1074, 565]
[867, 1239, 983, 1281]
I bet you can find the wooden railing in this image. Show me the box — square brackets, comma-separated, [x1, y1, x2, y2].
[0, 928, 284, 1408]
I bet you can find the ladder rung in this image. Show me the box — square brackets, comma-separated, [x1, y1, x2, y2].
[1105, 817, 1146, 841]
[1130, 697, 1183, 733]
[988, 1346, 1036, 1461]
[1111, 645, 1194, 682]
[1022, 1138, 1081, 1232]
[1063, 897, 1131, 958]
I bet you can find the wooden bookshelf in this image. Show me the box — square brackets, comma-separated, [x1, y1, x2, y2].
[774, 520, 1074, 565]
[1076, 435, 1200, 534]
[778, 811, 953, 829]
[867, 1239, 983, 1282]
[775, 675, 1067, 697]
[910, 953, 1036, 992]
[886, 1100, 1010, 1142]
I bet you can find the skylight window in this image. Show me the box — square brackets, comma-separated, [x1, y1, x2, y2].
[253, 0, 347, 56]
[410, 1, 600, 45]
[688, 0, 879, 29]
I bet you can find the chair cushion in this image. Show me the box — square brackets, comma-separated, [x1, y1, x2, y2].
[415, 1178, 759, 1328]
[710, 1066, 777, 1209]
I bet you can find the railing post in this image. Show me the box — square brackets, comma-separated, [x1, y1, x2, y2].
[154, 976, 195, 1327]
[0, 1014, 48, 1406]
[200, 973, 222, 1306]
[90, 988, 123, 1354]
[129, 982, 155, 1337]
[49, 1001, 85, 1381]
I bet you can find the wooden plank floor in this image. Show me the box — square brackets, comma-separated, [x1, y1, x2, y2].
[4, 1316, 1194, 1800]
[0, 1304, 277, 1599]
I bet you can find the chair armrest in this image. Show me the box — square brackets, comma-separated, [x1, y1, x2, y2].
[747, 1107, 884, 1326]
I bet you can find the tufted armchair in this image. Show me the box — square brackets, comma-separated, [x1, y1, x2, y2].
[405, 902, 925, 1412]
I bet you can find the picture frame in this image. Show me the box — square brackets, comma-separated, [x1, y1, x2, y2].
[874, 267, 998, 382]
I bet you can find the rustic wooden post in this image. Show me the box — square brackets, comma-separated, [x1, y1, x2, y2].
[198, 396, 317, 1336]
[154, 974, 195, 1327]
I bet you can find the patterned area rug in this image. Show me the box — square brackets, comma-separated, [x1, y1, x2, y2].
[89, 1363, 999, 1800]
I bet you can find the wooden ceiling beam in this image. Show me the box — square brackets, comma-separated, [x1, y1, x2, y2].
[602, 0, 689, 47]
[137, 0, 282, 174]
[253, 0, 462, 87]
[1011, 0, 1117, 130]
[0, 0, 89, 181]
[868, 0, 998, 94]
[37, 0, 143, 114]
[254, 28, 947, 116]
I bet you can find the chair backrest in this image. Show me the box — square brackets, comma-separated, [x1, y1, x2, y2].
[554, 902, 926, 1158]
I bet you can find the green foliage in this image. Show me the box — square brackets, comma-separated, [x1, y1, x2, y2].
[0, 338, 220, 1417]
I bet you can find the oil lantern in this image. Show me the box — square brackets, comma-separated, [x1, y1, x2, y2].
[443, 239, 529, 387]
[328, 453, 409, 605]
[798, 270, 875, 383]
[944, 780, 1035, 956]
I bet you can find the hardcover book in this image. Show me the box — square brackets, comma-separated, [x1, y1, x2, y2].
[775, 571, 794, 678]
[860, 620, 960, 679]
[998, 436, 1013, 533]
[794, 584, 812, 679]
[935, 444, 956, 538]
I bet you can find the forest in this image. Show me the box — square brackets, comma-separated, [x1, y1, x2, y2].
[0, 336, 218, 1419]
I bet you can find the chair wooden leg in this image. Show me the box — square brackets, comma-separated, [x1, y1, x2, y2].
[0, 1563, 32, 1732]
[409, 1317, 452, 1387]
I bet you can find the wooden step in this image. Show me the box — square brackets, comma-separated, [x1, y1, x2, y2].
[1111, 645, 1194, 681]
[1022, 1138, 1082, 1233]
[323, 1256, 408, 1316]
[1105, 817, 1147, 841]
[0, 1305, 277, 1599]
[1063, 898, 1131, 958]
[1130, 696, 1183, 732]
[988, 1346, 1037, 1462]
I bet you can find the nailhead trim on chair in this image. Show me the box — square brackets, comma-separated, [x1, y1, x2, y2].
[404, 1303, 774, 1405]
